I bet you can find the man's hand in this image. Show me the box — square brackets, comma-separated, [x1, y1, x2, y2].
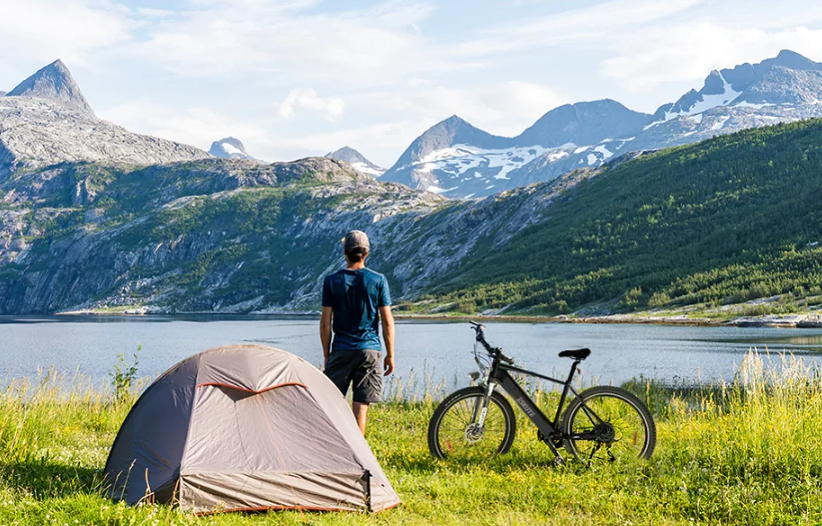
[384, 355, 395, 376]
[379, 305, 395, 376]
[320, 306, 333, 367]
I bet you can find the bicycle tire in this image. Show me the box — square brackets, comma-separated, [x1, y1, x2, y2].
[561, 386, 656, 462]
[428, 386, 516, 460]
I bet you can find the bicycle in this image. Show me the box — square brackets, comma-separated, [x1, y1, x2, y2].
[427, 321, 656, 465]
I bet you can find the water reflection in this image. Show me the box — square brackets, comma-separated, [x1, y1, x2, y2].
[0, 316, 820, 390]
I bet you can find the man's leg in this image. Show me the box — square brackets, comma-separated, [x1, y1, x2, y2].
[324, 351, 353, 396]
[351, 350, 383, 436]
[353, 402, 369, 434]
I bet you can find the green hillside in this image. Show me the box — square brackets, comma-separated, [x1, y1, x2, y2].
[430, 119, 822, 315]
[4, 120, 822, 317]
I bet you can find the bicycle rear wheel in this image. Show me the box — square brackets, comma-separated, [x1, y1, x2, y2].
[561, 386, 656, 463]
[428, 387, 516, 460]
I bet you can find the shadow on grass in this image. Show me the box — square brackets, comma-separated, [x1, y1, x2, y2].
[383, 446, 584, 476]
[0, 457, 102, 500]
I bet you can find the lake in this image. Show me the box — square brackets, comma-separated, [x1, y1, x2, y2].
[2, 315, 822, 395]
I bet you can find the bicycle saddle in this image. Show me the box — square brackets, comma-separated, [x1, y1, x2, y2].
[558, 348, 591, 360]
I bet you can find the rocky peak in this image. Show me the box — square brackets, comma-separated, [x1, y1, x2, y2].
[387, 115, 510, 171]
[761, 50, 822, 72]
[326, 146, 369, 165]
[7, 59, 94, 115]
[270, 157, 368, 186]
[701, 70, 726, 94]
[325, 147, 385, 177]
[516, 99, 651, 147]
[208, 137, 257, 161]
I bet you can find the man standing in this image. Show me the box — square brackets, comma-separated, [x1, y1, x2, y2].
[320, 230, 395, 435]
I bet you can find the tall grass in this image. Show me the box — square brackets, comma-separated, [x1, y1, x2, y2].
[2, 350, 822, 525]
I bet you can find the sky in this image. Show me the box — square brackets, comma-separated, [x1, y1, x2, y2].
[3, 0, 822, 167]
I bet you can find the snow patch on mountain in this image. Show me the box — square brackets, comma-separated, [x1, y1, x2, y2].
[325, 146, 385, 177]
[414, 143, 552, 180]
[350, 162, 384, 176]
[679, 75, 741, 115]
[593, 145, 613, 159]
[647, 73, 741, 129]
[221, 142, 243, 156]
[734, 101, 776, 109]
[711, 116, 730, 130]
[208, 137, 259, 161]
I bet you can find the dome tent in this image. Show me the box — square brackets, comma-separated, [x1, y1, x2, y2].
[103, 344, 400, 514]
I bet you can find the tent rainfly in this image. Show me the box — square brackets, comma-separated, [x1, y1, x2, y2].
[103, 344, 400, 514]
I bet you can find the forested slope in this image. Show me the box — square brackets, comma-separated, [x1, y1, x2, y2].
[430, 119, 822, 315]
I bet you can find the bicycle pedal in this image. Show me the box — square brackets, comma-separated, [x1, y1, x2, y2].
[552, 456, 565, 467]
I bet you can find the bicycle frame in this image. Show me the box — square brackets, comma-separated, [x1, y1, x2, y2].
[487, 354, 583, 460]
[470, 324, 603, 462]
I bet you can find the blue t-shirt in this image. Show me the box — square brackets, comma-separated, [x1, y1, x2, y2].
[322, 268, 391, 352]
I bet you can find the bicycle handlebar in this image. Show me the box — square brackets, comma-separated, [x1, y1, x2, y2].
[470, 322, 514, 365]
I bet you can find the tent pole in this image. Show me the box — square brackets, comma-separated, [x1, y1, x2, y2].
[364, 470, 372, 512]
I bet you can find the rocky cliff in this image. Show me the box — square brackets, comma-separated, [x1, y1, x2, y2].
[0, 60, 210, 182]
[0, 154, 591, 314]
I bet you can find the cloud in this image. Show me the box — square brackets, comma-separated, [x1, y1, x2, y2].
[10, 0, 822, 169]
[275, 88, 345, 122]
[99, 96, 421, 166]
[100, 98, 269, 153]
[0, 0, 131, 67]
[125, 0, 453, 85]
[364, 81, 566, 137]
[452, 0, 705, 59]
[136, 8, 174, 18]
[601, 24, 822, 91]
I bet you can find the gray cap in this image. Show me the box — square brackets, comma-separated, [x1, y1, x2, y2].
[342, 230, 370, 253]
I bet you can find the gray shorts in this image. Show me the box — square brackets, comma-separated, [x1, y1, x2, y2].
[324, 349, 383, 404]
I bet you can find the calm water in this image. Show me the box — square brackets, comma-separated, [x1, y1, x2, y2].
[2, 315, 822, 392]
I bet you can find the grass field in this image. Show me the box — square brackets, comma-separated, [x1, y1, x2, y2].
[1, 352, 822, 526]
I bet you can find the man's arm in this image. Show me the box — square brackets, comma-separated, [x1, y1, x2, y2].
[380, 306, 395, 375]
[320, 306, 333, 365]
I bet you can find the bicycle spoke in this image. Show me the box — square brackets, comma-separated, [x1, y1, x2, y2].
[565, 390, 651, 463]
[436, 393, 510, 460]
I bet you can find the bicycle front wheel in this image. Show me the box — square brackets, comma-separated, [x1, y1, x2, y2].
[428, 386, 516, 460]
[561, 386, 656, 463]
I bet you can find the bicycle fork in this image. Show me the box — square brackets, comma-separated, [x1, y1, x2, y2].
[471, 380, 496, 429]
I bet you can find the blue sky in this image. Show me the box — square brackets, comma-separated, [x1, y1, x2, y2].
[2, 0, 822, 166]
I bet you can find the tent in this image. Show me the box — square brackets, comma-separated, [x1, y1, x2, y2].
[103, 344, 400, 514]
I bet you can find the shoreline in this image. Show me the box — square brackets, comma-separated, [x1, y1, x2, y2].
[34, 309, 822, 329]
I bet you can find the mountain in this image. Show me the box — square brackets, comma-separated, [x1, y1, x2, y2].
[429, 118, 822, 315]
[0, 60, 209, 181]
[381, 104, 652, 197]
[208, 137, 259, 161]
[7, 59, 94, 115]
[0, 157, 453, 313]
[325, 147, 385, 177]
[4, 119, 822, 316]
[381, 115, 515, 194]
[0, 91, 6, 97]
[384, 50, 822, 199]
[515, 99, 650, 147]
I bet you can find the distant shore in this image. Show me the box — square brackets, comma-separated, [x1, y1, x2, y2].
[47, 308, 822, 329]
